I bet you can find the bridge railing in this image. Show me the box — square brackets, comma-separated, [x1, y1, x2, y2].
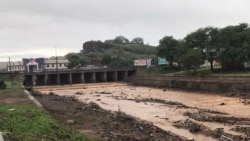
[22, 66, 136, 74]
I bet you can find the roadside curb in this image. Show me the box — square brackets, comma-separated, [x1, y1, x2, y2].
[23, 89, 43, 108]
[0, 132, 4, 141]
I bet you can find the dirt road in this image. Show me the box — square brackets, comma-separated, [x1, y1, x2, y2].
[34, 82, 250, 141]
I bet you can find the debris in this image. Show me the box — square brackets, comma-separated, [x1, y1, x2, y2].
[75, 92, 84, 95]
[221, 135, 233, 141]
[99, 91, 112, 94]
[34, 93, 186, 141]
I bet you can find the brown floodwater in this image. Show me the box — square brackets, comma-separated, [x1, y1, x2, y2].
[35, 82, 250, 141]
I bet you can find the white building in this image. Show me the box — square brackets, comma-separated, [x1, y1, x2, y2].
[7, 61, 25, 72]
[6, 58, 69, 73]
[43, 58, 68, 70]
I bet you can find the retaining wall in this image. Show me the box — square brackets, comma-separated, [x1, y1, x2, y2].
[126, 76, 250, 93]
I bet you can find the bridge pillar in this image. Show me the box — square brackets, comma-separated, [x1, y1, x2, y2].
[81, 72, 85, 83]
[93, 72, 96, 83]
[104, 71, 107, 82]
[125, 71, 128, 79]
[32, 74, 36, 86]
[114, 71, 118, 81]
[69, 73, 72, 84]
[45, 74, 48, 85]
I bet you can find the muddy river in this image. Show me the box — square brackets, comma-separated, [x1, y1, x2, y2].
[34, 82, 250, 141]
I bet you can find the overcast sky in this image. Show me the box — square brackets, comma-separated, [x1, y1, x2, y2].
[1, 0, 250, 61]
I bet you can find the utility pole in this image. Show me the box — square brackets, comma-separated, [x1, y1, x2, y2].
[55, 45, 59, 85]
[55, 45, 58, 72]
[9, 57, 13, 83]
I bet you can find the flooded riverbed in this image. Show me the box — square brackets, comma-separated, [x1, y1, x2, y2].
[34, 82, 250, 141]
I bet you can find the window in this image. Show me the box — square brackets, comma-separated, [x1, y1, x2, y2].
[47, 64, 49, 67]
[52, 64, 54, 67]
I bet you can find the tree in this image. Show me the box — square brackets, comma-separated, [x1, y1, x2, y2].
[65, 53, 86, 69]
[101, 54, 112, 66]
[157, 36, 179, 69]
[184, 27, 220, 72]
[178, 50, 204, 74]
[109, 57, 128, 67]
[114, 35, 129, 44]
[244, 28, 250, 62]
[131, 37, 144, 44]
[218, 23, 248, 70]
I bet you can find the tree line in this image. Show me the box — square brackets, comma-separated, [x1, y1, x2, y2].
[157, 23, 250, 72]
[65, 23, 250, 72]
[113, 36, 144, 44]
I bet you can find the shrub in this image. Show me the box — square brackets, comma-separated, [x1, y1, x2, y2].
[0, 80, 7, 89]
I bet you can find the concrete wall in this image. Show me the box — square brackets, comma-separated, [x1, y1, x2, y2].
[127, 76, 250, 93]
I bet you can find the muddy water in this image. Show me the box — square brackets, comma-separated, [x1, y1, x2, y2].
[35, 82, 250, 141]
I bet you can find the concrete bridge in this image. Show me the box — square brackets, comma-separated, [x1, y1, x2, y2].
[23, 68, 137, 86]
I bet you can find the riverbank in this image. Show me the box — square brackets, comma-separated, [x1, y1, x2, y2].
[34, 82, 250, 141]
[0, 83, 90, 141]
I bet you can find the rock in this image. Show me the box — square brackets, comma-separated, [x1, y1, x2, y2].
[66, 119, 74, 124]
[189, 126, 200, 133]
[187, 137, 194, 141]
[139, 126, 144, 130]
[83, 41, 116, 52]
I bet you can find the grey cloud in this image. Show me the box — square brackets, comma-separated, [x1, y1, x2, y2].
[1, 0, 250, 61]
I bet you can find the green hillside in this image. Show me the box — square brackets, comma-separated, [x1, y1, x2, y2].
[66, 41, 157, 68]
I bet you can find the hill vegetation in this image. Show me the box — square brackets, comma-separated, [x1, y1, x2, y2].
[66, 38, 156, 68]
[65, 23, 250, 76]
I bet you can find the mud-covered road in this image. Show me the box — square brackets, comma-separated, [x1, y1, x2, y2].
[33, 82, 250, 141]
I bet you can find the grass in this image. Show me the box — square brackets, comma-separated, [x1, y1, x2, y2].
[212, 70, 250, 76]
[0, 104, 87, 141]
[5, 80, 21, 88]
[0, 77, 92, 141]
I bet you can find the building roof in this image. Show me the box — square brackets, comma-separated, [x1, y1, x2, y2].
[44, 58, 68, 64]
